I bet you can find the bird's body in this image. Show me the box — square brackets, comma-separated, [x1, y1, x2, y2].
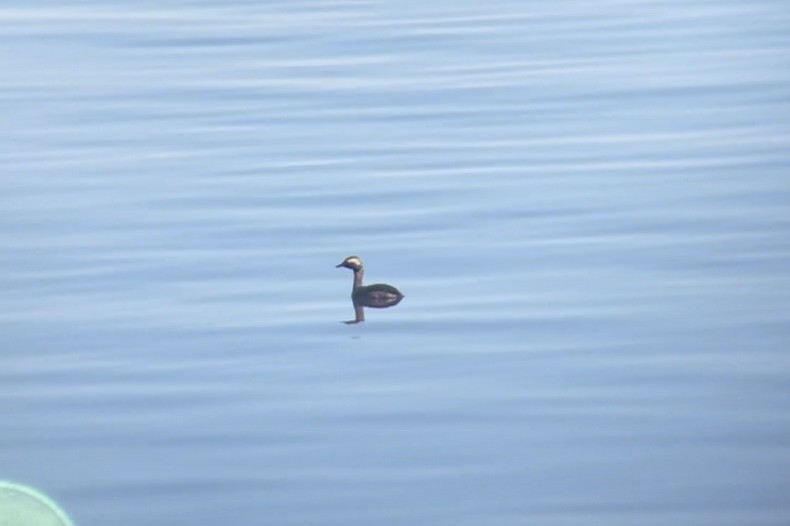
[352, 283, 403, 308]
[336, 256, 404, 308]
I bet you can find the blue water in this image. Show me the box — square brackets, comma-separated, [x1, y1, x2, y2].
[2, 2, 790, 525]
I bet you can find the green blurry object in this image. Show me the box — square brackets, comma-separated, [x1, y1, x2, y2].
[0, 481, 74, 526]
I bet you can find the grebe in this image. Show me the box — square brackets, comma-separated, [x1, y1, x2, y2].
[335, 255, 404, 308]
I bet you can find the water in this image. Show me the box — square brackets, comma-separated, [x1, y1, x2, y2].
[2, 1, 790, 525]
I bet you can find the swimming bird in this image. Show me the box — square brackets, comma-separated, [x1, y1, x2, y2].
[335, 255, 404, 308]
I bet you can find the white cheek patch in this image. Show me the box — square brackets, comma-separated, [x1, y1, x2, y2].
[346, 257, 361, 266]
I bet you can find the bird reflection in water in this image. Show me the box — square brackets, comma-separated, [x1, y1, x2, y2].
[335, 255, 404, 324]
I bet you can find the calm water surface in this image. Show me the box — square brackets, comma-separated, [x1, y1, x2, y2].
[2, 1, 790, 525]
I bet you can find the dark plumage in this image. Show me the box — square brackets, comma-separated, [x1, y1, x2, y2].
[335, 255, 404, 308]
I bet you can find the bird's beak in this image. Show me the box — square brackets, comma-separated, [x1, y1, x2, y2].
[335, 262, 344, 268]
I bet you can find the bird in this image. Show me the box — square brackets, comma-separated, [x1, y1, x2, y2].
[335, 255, 404, 308]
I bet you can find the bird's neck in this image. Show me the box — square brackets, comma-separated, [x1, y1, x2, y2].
[352, 268, 364, 290]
